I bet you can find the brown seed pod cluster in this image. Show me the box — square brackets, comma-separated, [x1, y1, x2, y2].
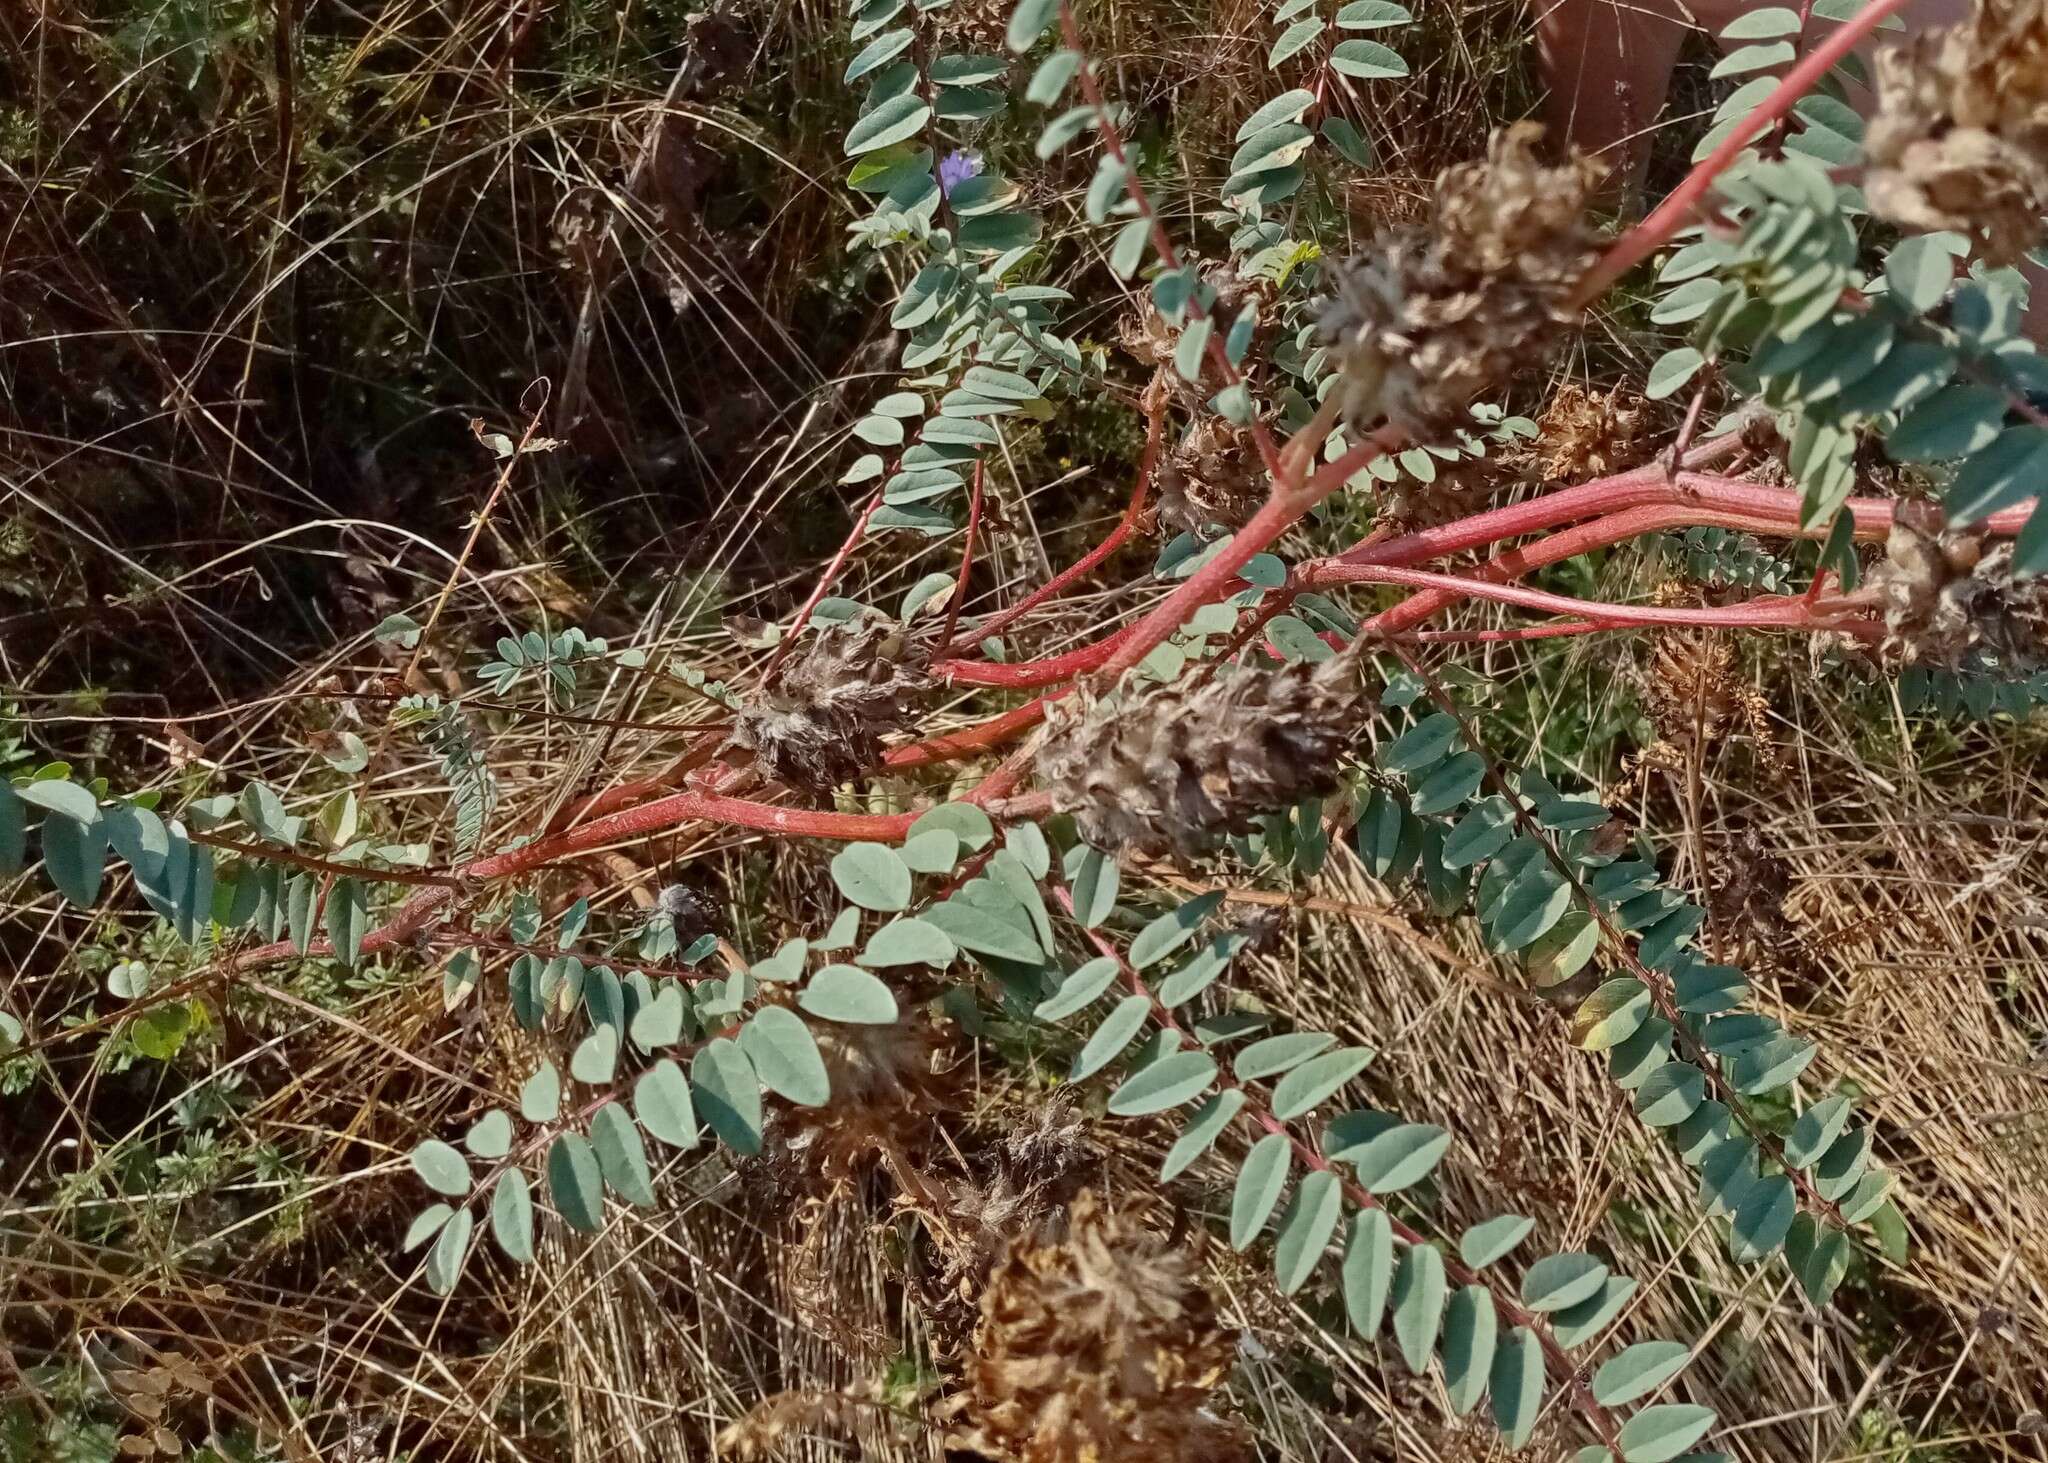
[952, 1191, 1251, 1463]
[1866, 0, 2048, 266]
[1316, 124, 1604, 442]
[1869, 500, 2048, 669]
[1036, 651, 1377, 861]
[726, 623, 924, 799]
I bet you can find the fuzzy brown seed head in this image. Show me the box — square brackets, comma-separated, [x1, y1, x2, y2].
[726, 624, 924, 799]
[1869, 501, 2048, 669]
[956, 1191, 1251, 1463]
[1865, 0, 2048, 265]
[1316, 124, 1604, 442]
[1036, 651, 1376, 862]
[1153, 417, 1263, 534]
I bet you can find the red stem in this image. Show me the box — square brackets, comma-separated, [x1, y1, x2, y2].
[940, 460, 986, 651]
[1572, 0, 1916, 304]
[1321, 561, 1867, 629]
[763, 490, 883, 682]
[955, 386, 1166, 651]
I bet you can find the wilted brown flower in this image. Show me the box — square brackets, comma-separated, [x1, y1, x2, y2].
[718, 1390, 879, 1460]
[777, 1013, 961, 1180]
[1869, 500, 2048, 668]
[953, 1191, 1251, 1463]
[727, 623, 924, 799]
[1644, 628, 1778, 768]
[1316, 124, 1603, 441]
[1533, 383, 1645, 482]
[1036, 651, 1376, 861]
[1708, 824, 1804, 975]
[1154, 417, 1263, 534]
[1865, 0, 2048, 266]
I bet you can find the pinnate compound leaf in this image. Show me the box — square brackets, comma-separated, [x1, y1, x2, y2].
[1006, 0, 1057, 51]
[1521, 1252, 1609, 1312]
[845, 93, 931, 155]
[1342, 1208, 1396, 1337]
[1728, 1173, 1797, 1262]
[900, 828, 960, 874]
[1593, 1341, 1691, 1407]
[1615, 1404, 1717, 1463]
[909, 801, 994, 850]
[464, 1109, 514, 1160]
[1459, 1213, 1535, 1269]
[491, 1169, 536, 1263]
[1036, 956, 1120, 1021]
[1339, 1122, 1449, 1192]
[38, 810, 107, 908]
[403, 1204, 453, 1251]
[924, 898, 1044, 962]
[1273, 1169, 1344, 1293]
[1234, 1032, 1336, 1081]
[858, 917, 955, 968]
[741, 1006, 832, 1106]
[1633, 1063, 1706, 1127]
[800, 964, 900, 1024]
[547, 1133, 605, 1232]
[1329, 37, 1407, 76]
[425, 1207, 473, 1296]
[1072, 994, 1152, 1080]
[1785, 1093, 1853, 1168]
[1269, 1047, 1374, 1119]
[1065, 843, 1120, 927]
[1490, 1328, 1545, 1450]
[830, 842, 912, 911]
[411, 1140, 471, 1197]
[1107, 1050, 1217, 1116]
[691, 1039, 764, 1154]
[1646, 347, 1704, 400]
[1230, 1133, 1292, 1249]
[16, 778, 99, 823]
[570, 1026, 619, 1085]
[520, 1061, 561, 1123]
[633, 1059, 699, 1148]
[630, 986, 687, 1050]
[1442, 1286, 1498, 1415]
[1161, 1089, 1247, 1180]
[1128, 891, 1223, 967]
[1574, 979, 1651, 1050]
[589, 1102, 657, 1208]
[1389, 1242, 1447, 1372]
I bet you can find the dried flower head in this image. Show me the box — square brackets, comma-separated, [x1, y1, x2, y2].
[655, 882, 717, 933]
[1643, 628, 1778, 769]
[719, 1389, 890, 1460]
[1869, 500, 2048, 669]
[1154, 417, 1263, 534]
[1036, 650, 1376, 861]
[777, 1013, 961, 1180]
[1316, 124, 1604, 441]
[1865, 0, 2048, 265]
[1532, 383, 1645, 482]
[1707, 824, 1804, 975]
[954, 1191, 1251, 1463]
[727, 623, 924, 799]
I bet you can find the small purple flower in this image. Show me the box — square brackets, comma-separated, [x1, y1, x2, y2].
[938, 149, 983, 198]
